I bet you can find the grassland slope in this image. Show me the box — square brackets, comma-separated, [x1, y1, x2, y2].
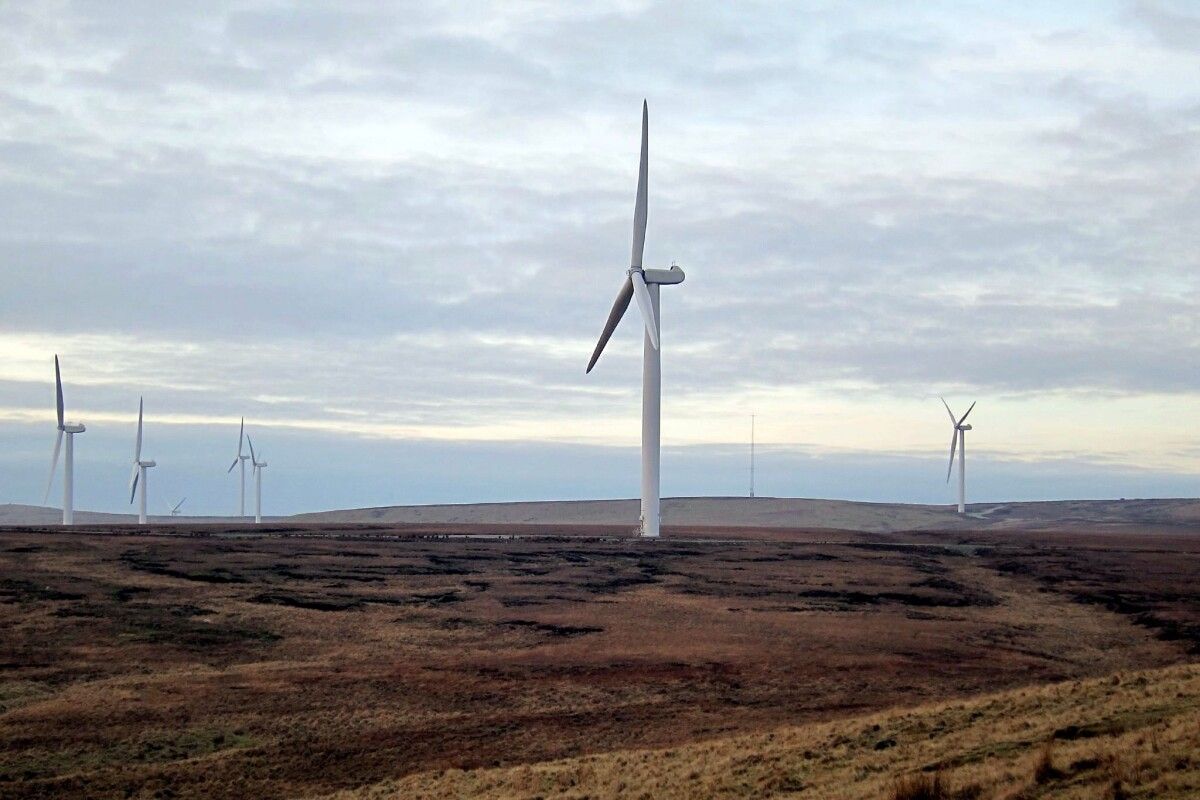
[318, 662, 1200, 800]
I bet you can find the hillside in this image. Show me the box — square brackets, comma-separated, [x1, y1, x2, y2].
[0, 504, 264, 526]
[4, 497, 1198, 533]
[291, 496, 1200, 534]
[319, 662, 1200, 800]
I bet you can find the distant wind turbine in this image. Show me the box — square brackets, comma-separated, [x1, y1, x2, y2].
[248, 435, 267, 524]
[750, 414, 756, 499]
[941, 398, 976, 514]
[166, 497, 186, 517]
[43, 355, 85, 526]
[127, 397, 157, 525]
[585, 100, 685, 538]
[227, 418, 250, 517]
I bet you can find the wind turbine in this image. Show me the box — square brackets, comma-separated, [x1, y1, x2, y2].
[227, 418, 250, 517]
[127, 397, 157, 525]
[750, 414, 756, 499]
[43, 355, 85, 525]
[941, 398, 976, 514]
[248, 435, 267, 524]
[585, 100, 685, 538]
[166, 498, 186, 517]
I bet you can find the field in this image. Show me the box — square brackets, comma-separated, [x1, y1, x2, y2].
[1, 520, 1198, 799]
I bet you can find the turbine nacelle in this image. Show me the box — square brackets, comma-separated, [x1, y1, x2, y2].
[138, 460, 157, 468]
[959, 424, 973, 431]
[62, 423, 86, 433]
[642, 265, 685, 285]
[248, 436, 267, 470]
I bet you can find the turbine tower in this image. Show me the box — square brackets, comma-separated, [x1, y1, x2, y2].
[43, 355, 85, 526]
[127, 397, 157, 525]
[248, 435, 267, 524]
[586, 100, 685, 538]
[941, 398, 976, 514]
[227, 418, 249, 517]
[750, 414, 756, 499]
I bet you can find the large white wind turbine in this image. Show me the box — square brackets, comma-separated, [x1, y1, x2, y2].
[941, 398, 976, 514]
[586, 101, 685, 538]
[127, 397, 157, 525]
[43, 355, 85, 526]
[248, 435, 267, 524]
[227, 418, 250, 517]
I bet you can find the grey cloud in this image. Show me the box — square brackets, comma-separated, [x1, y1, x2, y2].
[1, 1, 1198, 439]
[1129, 0, 1200, 51]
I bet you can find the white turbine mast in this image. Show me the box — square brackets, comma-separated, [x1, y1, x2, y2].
[750, 414, 756, 499]
[586, 100, 685, 538]
[43, 355, 85, 526]
[127, 397, 157, 525]
[227, 417, 250, 518]
[248, 435, 267, 524]
[941, 397, 976, 514]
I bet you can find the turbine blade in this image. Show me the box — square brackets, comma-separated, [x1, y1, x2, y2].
[958, 401, 977, 426]
[227, 457, 239, 474]
[237, 417, 244, 457]
[946, 430, 958, 483]
[173, 498, 186, 512]
[247, 435, 256, 465]
[586, 276, 633, 373]
[54, 355, 64, 428]
[630, 270, 659, 350]
[128, 465, 140, 504]
[134, 397, 143, 463]
[939, 396, 956, 426]
[630, 100, 648, 269]
[43, 430, 63, 503]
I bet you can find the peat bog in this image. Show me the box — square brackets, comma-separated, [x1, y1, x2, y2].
[1, 525, 1197, 798]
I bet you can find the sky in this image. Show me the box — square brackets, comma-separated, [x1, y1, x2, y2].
[1, 0, 1198, 516]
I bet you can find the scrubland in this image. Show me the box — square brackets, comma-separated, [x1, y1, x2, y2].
[0, 524, 1197, 798]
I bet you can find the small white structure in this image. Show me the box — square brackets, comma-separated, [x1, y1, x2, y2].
[127, 397, 157, 524]
[167, 497, 186, 516]
[226, 418, 250, 517]
[586, 101, 685, 538]
[941, 397, 976, 514]
[43, 355, 85, 526]
[248, 435, 267, 524]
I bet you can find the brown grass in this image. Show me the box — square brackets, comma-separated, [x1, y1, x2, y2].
[1033, 740, 1061, 784]
[1, 527, 1198, 799]
[318, 662, 1200, 799]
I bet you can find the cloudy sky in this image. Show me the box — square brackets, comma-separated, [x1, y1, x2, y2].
[1, 0, 1198, 515]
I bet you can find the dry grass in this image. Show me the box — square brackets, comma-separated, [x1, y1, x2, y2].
[317, 662, 1200, 800]
[1, 528, 1198, 799]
